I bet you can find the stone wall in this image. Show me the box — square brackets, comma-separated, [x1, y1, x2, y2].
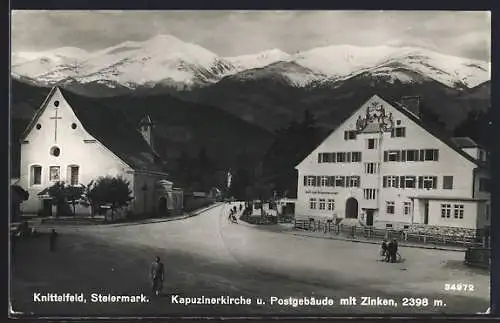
[406, 224, 477, 238]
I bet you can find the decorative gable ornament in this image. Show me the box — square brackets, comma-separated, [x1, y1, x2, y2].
[355, 101, 394, 133]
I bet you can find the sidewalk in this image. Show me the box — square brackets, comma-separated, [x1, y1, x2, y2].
[107, 202, 222, 227]
[17, 202, 222, 229]
[289, 229, 467, 252]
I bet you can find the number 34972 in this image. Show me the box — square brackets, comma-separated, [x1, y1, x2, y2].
[444, 283, 475, 292]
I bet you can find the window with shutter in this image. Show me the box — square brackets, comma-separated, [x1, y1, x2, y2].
[304, 176, 307, 186]
[30, 165, 42, 185]
[443, 176, 453, 189]
[383, 176, 387, 188]
[400, 176, 405, 188]
[346, 176, 351, 187]
[405, 176, 416, 188]
[419, 150, 425, 161]
[396, 150, 401, 162]
[69, 166, 79, 185]
[424, 149, 435, 161]
[433, 149, 439, 161]
[401, 150, 406, 162]
[318, 153, 322, 163]
[418, 176, 423, 188]
[433, 176, 437, 189]
[316, 176, 321, 186]
[344, 131, 348, 140]
[332, 152, 336, 163]
[384, 151, 388, 162]
[347, 152, 351, 162]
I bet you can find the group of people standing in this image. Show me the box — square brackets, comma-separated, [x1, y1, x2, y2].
[381, 238, 399, 263]
[228, 203, 243, 223]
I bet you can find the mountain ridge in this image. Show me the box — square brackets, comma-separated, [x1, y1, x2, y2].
[12, 34, 490, 91]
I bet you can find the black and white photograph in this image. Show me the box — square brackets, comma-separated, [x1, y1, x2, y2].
[9, 10, 491, 317]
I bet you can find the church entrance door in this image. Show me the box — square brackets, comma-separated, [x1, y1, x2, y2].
[158, 197, 167, 214]
[42, 199, 52, 217]
[345, 198, 359, 219]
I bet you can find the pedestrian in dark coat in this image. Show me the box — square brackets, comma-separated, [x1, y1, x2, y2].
[386, 240, 394, 262]
[49, 229, 58, 252]
[381, 239, 388, 259]
[391, 239, 399, 263]
[150, 256, 165, 296]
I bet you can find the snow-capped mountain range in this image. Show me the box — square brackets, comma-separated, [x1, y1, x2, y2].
[11, 34, 490, 90]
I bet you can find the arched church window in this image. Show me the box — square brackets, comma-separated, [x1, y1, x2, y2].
[50, 146, 61, 157]
[30, 165, 42, 186]
[67, 165, 80, 185]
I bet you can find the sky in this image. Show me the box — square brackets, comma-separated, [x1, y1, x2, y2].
[11, 11, 491, 61]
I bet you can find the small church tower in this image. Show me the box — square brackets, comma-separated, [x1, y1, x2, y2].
[139, 115, 154, 148]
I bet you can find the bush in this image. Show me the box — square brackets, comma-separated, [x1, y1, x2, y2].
[82, 176, 133, 222]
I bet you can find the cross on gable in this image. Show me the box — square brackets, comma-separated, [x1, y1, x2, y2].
[49, 108, 62, 142]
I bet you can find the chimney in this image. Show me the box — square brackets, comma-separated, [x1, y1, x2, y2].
[400, 96, 421, 118]
[139, 115, 154, 147]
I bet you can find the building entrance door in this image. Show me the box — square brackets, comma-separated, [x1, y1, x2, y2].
[345, 198, 359, 219]
[366, 209, 374, 226]
[424, 201, 429, 224]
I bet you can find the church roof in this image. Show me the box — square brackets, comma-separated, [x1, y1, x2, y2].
[24, 87, 165, 173]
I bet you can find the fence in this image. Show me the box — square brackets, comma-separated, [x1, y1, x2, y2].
[293, 219, 485, 248]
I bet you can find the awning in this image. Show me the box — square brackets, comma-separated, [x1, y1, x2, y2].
[11, 185, 29, 201]
[36, 187, 53, 199]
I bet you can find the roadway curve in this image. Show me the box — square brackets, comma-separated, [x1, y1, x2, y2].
[11, 203, 490, 316]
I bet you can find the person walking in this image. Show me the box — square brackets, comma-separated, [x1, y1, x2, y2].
[386, 239, 394, 262]
[381, 239, 388, 260]
[49, 229, 58, 252]
[150, 256, 165, 296]
[391, 239, 399, 263]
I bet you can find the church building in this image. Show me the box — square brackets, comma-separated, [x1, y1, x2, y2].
[18, 86, 183, 217]
[295, 95, 490, 231]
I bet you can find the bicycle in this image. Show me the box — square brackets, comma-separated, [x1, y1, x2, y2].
[378, 250, 403, 263]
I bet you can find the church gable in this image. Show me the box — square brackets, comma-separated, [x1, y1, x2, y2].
[22, 87, 91, 144]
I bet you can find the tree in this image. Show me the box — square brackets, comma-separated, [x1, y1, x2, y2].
[261, 109, 322, 196]
[66, 185, 85, 215]
[46, 182, 86, 216]
[80, 180, 98, 216]
[47, 181, 69, 217]
[86, 176, 133, 221]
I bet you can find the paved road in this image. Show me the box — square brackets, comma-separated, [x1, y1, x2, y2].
[10, 203, 490, 317]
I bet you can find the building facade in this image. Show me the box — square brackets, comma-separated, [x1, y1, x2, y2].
[18, 87, 183, 217]
[295, 95, 490, 230]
